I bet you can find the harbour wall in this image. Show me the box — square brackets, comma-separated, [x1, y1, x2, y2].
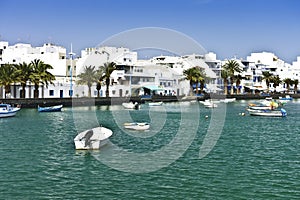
[1, 93, 300, 108]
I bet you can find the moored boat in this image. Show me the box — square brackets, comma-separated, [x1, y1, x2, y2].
[148, 102, 163, 106]
[38, 104, 63, 112]
[219, 98, 236, 103]
[278, 95, 293, 104]
[123, 122, 150, 130]
[247, 108, 287, 117]
[122, 102, 140, 109]
[74, 126, 113, 150]
[0, 104, 21, 118]
[200, 100, 218, 108]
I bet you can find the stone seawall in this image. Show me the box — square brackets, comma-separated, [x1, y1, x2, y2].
[0, 97, 144, 108]
[1, 94, 299, 108]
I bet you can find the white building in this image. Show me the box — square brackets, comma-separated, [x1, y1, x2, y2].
[0, 41, 74, 98]
[2, 39, 299, 99]
[246, 52, 297, 92]
[149, 53, 218, 93]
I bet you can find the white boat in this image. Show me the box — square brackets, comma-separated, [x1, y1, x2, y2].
[123, 122, 150, 130]
[247, 108, 287, 117]
[148, 102, 163, 106]
[122, 102, 140, 109]
[200, 100, 218, 108]
[219, 98, 236, 103]
[73, 126, 113, 150]
[0, 104, 21, 118]
[278, 95, 293, 104]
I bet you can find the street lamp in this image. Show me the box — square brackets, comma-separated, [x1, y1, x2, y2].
[69, 44, 75, 97]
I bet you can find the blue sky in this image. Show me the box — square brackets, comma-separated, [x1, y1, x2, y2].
[1, 0, 300, 63]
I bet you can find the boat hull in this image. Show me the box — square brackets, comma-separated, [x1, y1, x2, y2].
[38, 105, 63, 112]
[148, 102, 163, 106]
[248, 106, 271, 110]
[124, 122, 150, 130]
[248, 108, 287, 117]
[0, 104, 20, 118]
[0, 110, 19, 118]
[73, 127, 113, 150]
[122, 102, 139, 109]
[220, 98, 236, 103]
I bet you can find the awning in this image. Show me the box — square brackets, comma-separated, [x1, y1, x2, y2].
[143, 85, 164, 91]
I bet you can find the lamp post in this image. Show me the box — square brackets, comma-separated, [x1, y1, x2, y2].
[129, 65, 132, 97]
[69, 44, 75, 97]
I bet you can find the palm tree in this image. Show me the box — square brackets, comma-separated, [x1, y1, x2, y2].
[270, 75, 281, 92]
[14, 62, 33, 98]
[96, 68, 105, 97]
[235, 74, 243, 94]
[222, 60, 242, 95]
[221, 69, 229, 95]
[99, 62, 116, 97]
[283, 78, 293, 93]
[77, 65, 99, 97]
[293, 79, 299, 94]
[183, 67, 198, 96]
[262, 71, 273, 93]
[30, 59, 55, 98]
[0, 64, 17, 98]
[196, 67, 207, 94]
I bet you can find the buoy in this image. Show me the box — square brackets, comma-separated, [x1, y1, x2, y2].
[205, 115, 209, 119]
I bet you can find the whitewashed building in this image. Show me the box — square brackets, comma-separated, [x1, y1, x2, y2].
[0, 41, 74, 98]
[2, 40, 299, 98]
[246, 52, 295, 92]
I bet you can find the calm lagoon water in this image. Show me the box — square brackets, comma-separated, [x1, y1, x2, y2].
[0, 100, 300, 199]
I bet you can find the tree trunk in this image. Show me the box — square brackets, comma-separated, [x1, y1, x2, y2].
[106, 78, 110, 97]
[224, 79, 228, 95]
[195, 82, 199, 95]
[189, 81, 193, 96]
[5, 85, 11, 99]
[88, 86, 91, 97]
[34, 84, 39, 98]
[230, 78, 234, 95]
[21, 84, 26, 98]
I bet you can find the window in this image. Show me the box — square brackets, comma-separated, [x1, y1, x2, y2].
[112, 90, 116, 95]
[49, 90, 54, 96]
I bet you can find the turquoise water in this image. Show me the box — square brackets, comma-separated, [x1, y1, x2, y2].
[1, 100, 300, 199]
